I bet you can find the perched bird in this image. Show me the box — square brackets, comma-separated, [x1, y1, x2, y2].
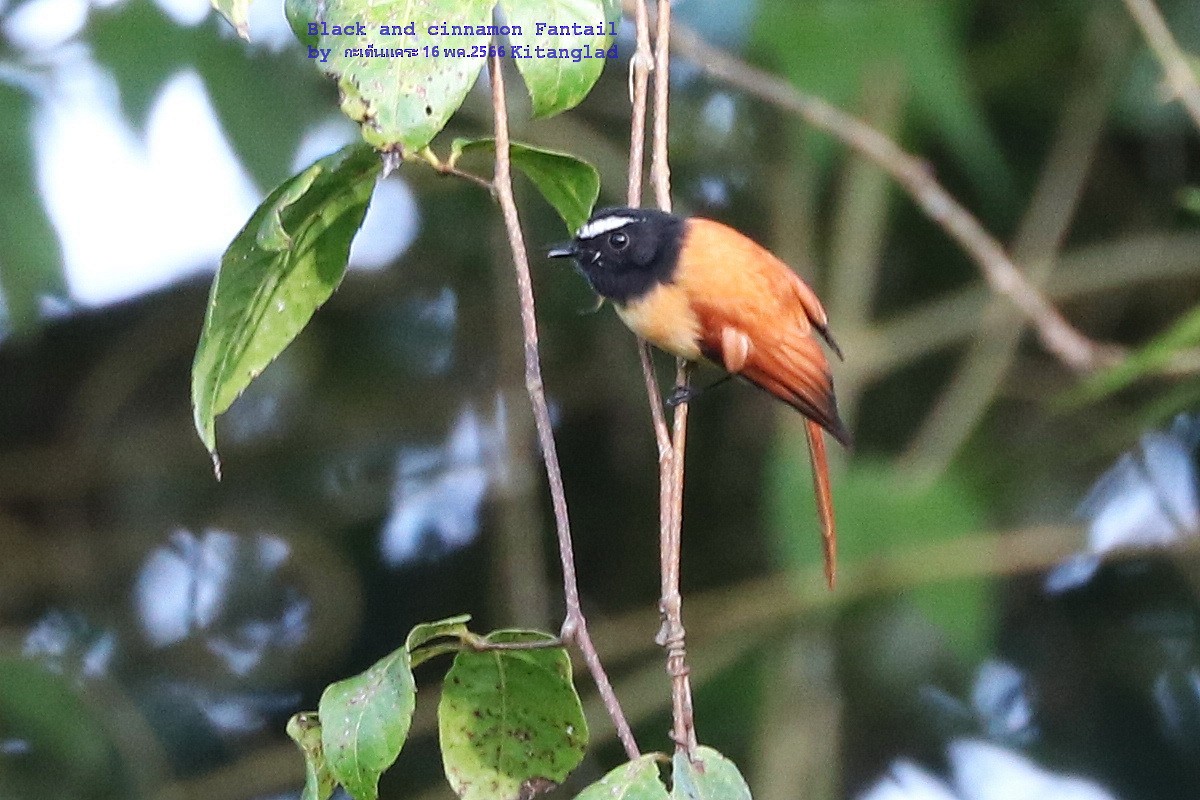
[549, 207, 851, 587]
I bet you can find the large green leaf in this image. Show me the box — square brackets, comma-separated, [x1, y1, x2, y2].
[287, 713, 337, 800]
[289, 0, 497, 152]
[576, 756, 669, 800]
[671, 747, 752, 800]
[191, 143, 380, 473]
[439, 630, 587, 800]
[319, 645, 417, 800]
[453, 138, 600, 233]
[498, 0, 619, 117]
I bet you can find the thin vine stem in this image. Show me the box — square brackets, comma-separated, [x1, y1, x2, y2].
[487, 52, 640, 761]
[644, 0, 699, 757]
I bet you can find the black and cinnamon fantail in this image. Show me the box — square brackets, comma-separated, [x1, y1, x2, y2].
[548, 207, 851, 587]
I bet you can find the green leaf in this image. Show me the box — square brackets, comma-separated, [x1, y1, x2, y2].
[499, 0, 619, 117]
[292, 0, 498, 152]
[191, 143, 380, 474]
[1064, 304, 1200, 407]
[453, 138, 599, 233]
[287, 713, 337, 800]
[576, 756, 669, 800]
[671, 747, 752, 800]
[439, 630, 588, 800]
[257, 164, 323, 251]
[319, 645, 417, 800]
[407, 614, 473, 666]
[407, 614, 473, 652]
[211, 0, 251, 38]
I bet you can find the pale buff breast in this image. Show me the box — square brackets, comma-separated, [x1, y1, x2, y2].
[614, 284, 704, 361]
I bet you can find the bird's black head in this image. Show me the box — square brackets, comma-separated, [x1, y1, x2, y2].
[547, 207, 685, 303]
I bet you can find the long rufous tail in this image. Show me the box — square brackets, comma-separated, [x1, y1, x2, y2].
[804, 418, 837, 589]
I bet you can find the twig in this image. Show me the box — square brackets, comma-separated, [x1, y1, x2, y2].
[903, 9, 1128, 477]
[434, 164, 495, 193]
[667, 21, 1123, 375]
[488, 52, 639, 761]
[627, 0, 673, 459]
[643, 0, 699, 758]
[1121, 0, 1200, 132]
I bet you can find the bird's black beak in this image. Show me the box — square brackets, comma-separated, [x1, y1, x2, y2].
[547, 243, 576, 259]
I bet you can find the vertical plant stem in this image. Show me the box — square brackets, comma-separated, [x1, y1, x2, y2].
[628, 0, 673, 459]
[488, 53, 639, 761]
[646, 0, 699, 757]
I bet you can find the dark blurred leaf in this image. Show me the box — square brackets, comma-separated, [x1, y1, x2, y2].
[752, 0, 1013, 201]
[498, 0, 617, 117]
[319, 645, 416, 800]
[294, 0, 497, 152]
[0, 659, 116, 795]
[0, 85, 66, 331]
[192, 143, 379, 472]
[452, 138, 599, 233]
[287, 712, 336, 800]
[1180, 187, 1200, 217]
[1066, 305, 1200, 406]
[576, 756, 669, 800]
[438, 630, 587, 800]
[671, 747, 751, 800]
[768, 451, 993, 659]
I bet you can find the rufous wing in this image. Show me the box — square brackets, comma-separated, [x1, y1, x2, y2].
[677, 220, 851, 446]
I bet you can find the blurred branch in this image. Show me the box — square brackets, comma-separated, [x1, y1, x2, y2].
[825, 63, 907, 426]
[667, 20, 1122, 374]
[489, 224, 553, 630]
[856, 231, 1200, 380]
[488, 53, 639, 760]
[903, 10, 1129, 477]
[1121, 0, 1200, 131]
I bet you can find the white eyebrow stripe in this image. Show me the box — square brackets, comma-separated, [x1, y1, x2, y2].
[577, 215, 637, 239]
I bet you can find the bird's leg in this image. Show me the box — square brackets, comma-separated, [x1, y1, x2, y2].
[665, 373, 734, 407]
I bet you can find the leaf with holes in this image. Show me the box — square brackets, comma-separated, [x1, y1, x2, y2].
[191, 143, 379, 475]
[287, 0, 497, 152]
[438, 630, 587, 800]
[287, 712, 337, 800]
[452, 138, 599, 233]
[576, 755, 669, 800]
[319, 645, 417, 800]
[671, 747, 752, 800]
[499, 0, 619, 117]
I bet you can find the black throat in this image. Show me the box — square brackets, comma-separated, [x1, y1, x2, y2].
[573, 209, 685, 305]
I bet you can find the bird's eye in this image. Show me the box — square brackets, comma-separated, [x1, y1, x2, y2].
[609, 231, 629, 250]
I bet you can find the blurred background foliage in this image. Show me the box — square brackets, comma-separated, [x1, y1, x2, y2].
[1, 0, 1200, 798]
